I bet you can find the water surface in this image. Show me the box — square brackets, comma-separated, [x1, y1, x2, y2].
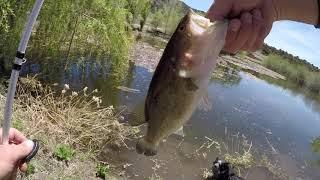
[22, 62, 320, 179]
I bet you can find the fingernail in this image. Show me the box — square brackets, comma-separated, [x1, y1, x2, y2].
[25, 140, 34, 149]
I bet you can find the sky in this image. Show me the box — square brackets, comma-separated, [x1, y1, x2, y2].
[182, 0, 320, 67]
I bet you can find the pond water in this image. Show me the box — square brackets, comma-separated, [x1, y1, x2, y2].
[21, 60, 320, 179]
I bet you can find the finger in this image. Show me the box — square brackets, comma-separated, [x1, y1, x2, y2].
[253, 20, 272, 50]
[0, 128, 27, 144]
[206, 0, 233, 21]
[10, 140, 34, 161]
[19, 163, 28, 173]
[245, 9, 262, 51]
[9, 128, 27, 144]
[223, 19, 241, 53]
[253, 2, 274, 50]
[228, 12, 253, 53]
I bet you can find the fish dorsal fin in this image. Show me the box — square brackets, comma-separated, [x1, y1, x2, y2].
[198, 91, 212, 111]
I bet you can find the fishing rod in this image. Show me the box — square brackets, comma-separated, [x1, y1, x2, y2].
[1, 0, 44, 157]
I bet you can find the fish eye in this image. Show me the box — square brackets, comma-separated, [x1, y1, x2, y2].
[179, 26, 185, 31]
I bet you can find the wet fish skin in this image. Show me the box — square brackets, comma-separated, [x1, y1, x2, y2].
[136, 10, 228, 156]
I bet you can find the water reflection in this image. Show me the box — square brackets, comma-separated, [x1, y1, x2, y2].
[212, 65, 242, 86]
[20, 61, 320, 179]
[246, 70, 320, 116]
[311, 137, 320, 166]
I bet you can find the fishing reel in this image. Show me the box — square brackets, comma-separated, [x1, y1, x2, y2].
[209, 157, 245, 180]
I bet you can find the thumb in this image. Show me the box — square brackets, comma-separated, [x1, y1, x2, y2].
[10, 140, 34, 161]
[206, 0, 233, 21]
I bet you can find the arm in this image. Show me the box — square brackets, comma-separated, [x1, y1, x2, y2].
[274, 0, 319, 25]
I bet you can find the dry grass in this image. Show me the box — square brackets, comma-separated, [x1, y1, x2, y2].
[15, 76, 139, 153]
[1, 75, 141, 179]
[189, 134, 287, 179]
[258, 155, 288, 180]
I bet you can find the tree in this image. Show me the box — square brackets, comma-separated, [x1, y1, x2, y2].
[0, 0, 133, 79]
[139, 0, 151, 31]
[150, 9, 164, 31]
[152, 0, 184, 35]
[0, 1, 14, 33]
[125, 0, 151, 31]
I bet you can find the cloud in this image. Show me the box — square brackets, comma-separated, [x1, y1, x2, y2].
[265, 21, 320, 67]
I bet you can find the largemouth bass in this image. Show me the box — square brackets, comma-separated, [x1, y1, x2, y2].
[136, 10, 228, 156]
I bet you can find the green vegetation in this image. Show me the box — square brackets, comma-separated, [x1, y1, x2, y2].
[237, 51, 248, 59]
[312, 137, 320, 154]
[262, 44, 319, 72]
[96, 163, 110, 179]
[311, 137, 320, 166]
[263, 54, 320, 94]
[54, 144, 76, 161]
[150, 0, 184, 35]
[0, 0, 14, 33]
[12, 76, 139, 178]
[0, 0, 134, 79]
[12, 118, 23, 131]
[127, 0, 151, 31]
[212, 64, 242, 86]
[191, 135, 287, 179]
[26, 163, 36, 175]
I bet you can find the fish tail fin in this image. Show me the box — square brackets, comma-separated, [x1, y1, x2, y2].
[136, 138, 157, 156]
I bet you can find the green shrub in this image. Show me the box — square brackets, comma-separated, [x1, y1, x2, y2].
[53, 144, 75, 161]
[306, 72, 320, 93]
[263, 54, 320, 93]
[26, 163, 35, 175]
[96, 163, 110, 179]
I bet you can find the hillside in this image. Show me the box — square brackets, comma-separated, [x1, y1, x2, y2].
[262, 44, 319, 72]
[151, 0, 205, 15]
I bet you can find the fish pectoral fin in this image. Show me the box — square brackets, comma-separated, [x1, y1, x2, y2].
[173, 126, 185, 137]
[185, 78, 198, 91]
[198, 92, 212, 111]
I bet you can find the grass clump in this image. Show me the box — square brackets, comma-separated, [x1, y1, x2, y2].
[53, 144, 75, 161]
[258, 155, 288, 180]
[263, 54, 320, 93]
[10, 75, 140, 178]
[224, 148, 254, 170]
[26, 163, 36, 175]
[15, 76, 139, 153]
[223, 139, 255, 176]
[96, 163, 110, 179]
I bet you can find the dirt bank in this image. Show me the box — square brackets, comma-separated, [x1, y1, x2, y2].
[131, 41, 286, 81]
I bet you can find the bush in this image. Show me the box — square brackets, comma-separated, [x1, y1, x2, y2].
[306, 72, 320, 93]
[26, 163, 36, 175]
[16, 76, 140, 153]
[263, 54, 320, 93]
[54, 144, 76, 161]
[96, 163, 110, 179]
[0, 0, 133, 74]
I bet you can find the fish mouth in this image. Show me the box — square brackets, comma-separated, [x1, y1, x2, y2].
[178, 10, 228, 78]
[188, 11, 213, 36]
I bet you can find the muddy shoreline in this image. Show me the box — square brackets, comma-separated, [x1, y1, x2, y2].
[131, 40, 285, 81]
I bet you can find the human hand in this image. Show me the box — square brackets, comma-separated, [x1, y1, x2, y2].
[206, 0, 278, 53]
[0, 128, 34, 180]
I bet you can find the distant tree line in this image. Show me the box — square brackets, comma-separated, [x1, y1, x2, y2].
[262, 44, 319, 72]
